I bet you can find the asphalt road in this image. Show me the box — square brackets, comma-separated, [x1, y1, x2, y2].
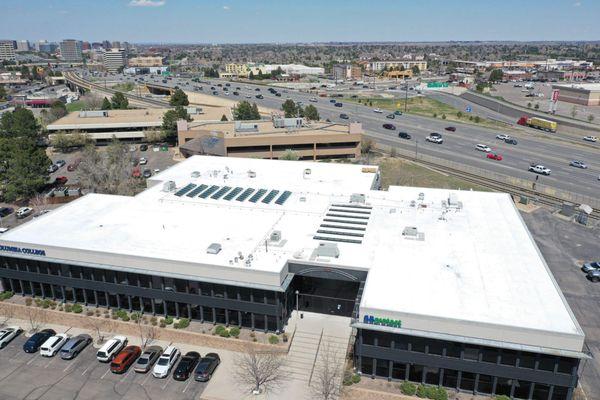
[94, 73, 600, 199]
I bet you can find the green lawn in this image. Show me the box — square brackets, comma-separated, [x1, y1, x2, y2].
[111, 82, 135, 92]
[66, 101, 85, 112]
[345, 96, 508, 129]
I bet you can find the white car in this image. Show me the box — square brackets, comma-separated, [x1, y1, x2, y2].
[152, 345, 180, 378]
[475, 144, 492, 153]
[245, 95, 251, 99]
[139, 157, 148, 165]
[16, 207, 33, 219]
[309, 98, 318, 102]
[583, 136, 598, 142]
[40, 333, 69, 357]
[0, 326, 21, 349]
[496, 134, 511, 141]
[0, 227, 9, 234]
[529, 164, 551, 175]
[373, 108, 383, 113]
[426, 136, 443, 144]
[96, 335, 127, 362]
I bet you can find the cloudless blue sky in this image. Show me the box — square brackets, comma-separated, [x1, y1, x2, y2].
[2, 0, 599, 43]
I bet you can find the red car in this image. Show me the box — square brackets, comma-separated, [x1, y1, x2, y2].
[67, 158, 82, 172]
[110, 346, 141, 374]
[445, 126, 456, 132]
[54, 176, 68, 185]
[487, 153, 503, 161]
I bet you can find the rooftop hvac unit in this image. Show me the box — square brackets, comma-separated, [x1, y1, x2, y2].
[185, 106, 201, 115]
[350, 193, 366, 204]
[207, 243, 222, 254]
[303, 168, 312, 179]
[162, 181, 176, 192]
[79, 110, 108, 118]
[273, 117, 303, 129]
[247, 170, 256, 178]
[448, 193, 459, 207]
[234, 121, 259, 133]
[418, 192, 425, 201]
[270, 230, 282, 242]
[402, 226, 425, 241]
[316, 242, 340, 258]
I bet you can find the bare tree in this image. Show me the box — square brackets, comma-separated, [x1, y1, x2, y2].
[81, 93, 103, 110]
[132, 312, 158, 348]
[85, 317, 110, 344]
[311, 341, 343, 400]
[26, 307, 47, 333]
[30, 193, 50, 214]
[0, 307, 14, 328]
[234, 346, 288, 395]
[78, 139, 137, 195]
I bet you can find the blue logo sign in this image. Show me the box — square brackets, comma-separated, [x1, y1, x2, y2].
[466, 105, 472, 113]
[0, 245, 46, 256]
[363, 315, 402, 328]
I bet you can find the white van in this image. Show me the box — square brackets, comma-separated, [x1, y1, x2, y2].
[96, 335, 127, 362]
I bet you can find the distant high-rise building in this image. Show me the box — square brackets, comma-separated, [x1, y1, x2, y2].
[103, 48, 126, 73]
[81, 41, 91, 51]
[0, 40, 16, 61]
[111, 41, 121, 49]
[15, 40, 30, 52]
[102, 40, 111, 50]
[91, 42, 103, 50]
[60, 39, 82, 61]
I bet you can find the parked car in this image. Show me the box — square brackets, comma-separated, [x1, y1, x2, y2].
[398, 132, 411, 140]
[55, 160, 66, 168]
[16, 207, 33, 219]
[194, 353, 220, 382]
[173, 351, 201, 381]
[40, 333, 69, 357]
[152, 345, 181, 378]
[581, 261, 600, 273]
[475, 144, 492, 152]
[53, 176, 68, 185]
[528, 164, 551, 175]
[139, 157, 148, 165]
[23, 329, 56, 353]
[382, 123, 396, 130]
[142, 169, 152, 178]
[394, 110, 403, 116]
[587, 269, 600, 282]
[487, 152, 503, 161]
[97, 335, 127, 362]
[0, 207, 13, 218]
[426, 135, 443, 144]
[445, 126, 456, 132]
[0, 326, 21, 349]
[309, 98, 318, 102]
[60, 334, 92, 360]
[111, 346, 142, 374]
[134, 346, 163, 373]
[140, 144, 148, 151]
[275, 92, 281, 97]
[583, 136, 598, 142]
[47, 164, 59, 173]
[569, 160, 587, 169]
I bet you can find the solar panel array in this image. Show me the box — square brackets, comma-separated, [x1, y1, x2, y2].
[172, 183, 292, 206]
[314, 204, 373, 245]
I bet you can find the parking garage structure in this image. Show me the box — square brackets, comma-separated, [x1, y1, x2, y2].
[0, 156, 587, 400]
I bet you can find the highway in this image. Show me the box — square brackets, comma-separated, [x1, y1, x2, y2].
[74, 72, 600, 199]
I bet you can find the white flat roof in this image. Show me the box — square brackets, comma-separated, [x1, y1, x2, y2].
[0, 156, 583, 352]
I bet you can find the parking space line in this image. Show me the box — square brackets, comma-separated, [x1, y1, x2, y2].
[81, 365, 91, 375]
[141, 372, 152, 385]
[44, 356, 58, 368]
[161, 378, 170, 390]
[120, 368, 134, 383]
[26, 354, 39, 365]
[182, 378, 193, 393]
[100, 368, 110, 380]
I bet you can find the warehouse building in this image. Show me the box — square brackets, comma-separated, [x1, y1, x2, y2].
[552, 83, 600, 106]
[0, 156, 586, 400]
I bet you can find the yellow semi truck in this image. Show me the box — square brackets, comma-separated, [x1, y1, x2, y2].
[517, 115, 557, 132]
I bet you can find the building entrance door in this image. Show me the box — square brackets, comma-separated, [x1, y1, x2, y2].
[291, 275, 359, 318]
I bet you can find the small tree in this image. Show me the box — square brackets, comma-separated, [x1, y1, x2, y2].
[488, 69, 504, 83]
[280, 149, 299, 161]
[233, 101, 260, 120]
[169, 88, 189, 107]
[26, 306, 46, 333]
[411, 65, 420, 75]
[220, 114, 229, 121]
[49, 101, 67, 121]
[303, 104, 320, 121]
[234, 346, 288, 394]
[571, 105, 577, 118]
[110, 92, 129, 109]
[311, 341, 342, 400]
[0, 307, 14, 328]
[361, 139, 373, 155]
[161, 106, 192, 142]
[281, 99, 298, 118]
[588, 114, 595, 123]
[456, 111, 463, 118]
[101, 97, 112, 110]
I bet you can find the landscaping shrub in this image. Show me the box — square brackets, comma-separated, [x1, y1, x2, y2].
[163, 315, 174, 325]
[176, 318, 189, 329]
[214, 325, 226, 335]
[34, 298, 42, 307]
[400, 381, 417, 396]
[268, 335, 279, 345]
[159, 321, 166, 328]
[86, 310, 94, 316]
[130, 312, 141, 322]
[494, 396, 511, 400]
[121, 315, 130, 322]
[219, 329, 230, 338]
[0, 291, 13, 301]
[351, 374, 361, 384]
[229, 326, 240, 338]
[25, 298, 32, 306]
[72, 304, 83, 313]
[416, 384, 427, 398]
[115, 309, 128, 319]
[433, 387, 448, 400]
[64, 304, 73, 313]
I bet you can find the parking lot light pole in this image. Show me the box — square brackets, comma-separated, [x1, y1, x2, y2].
[295, 290, 299, 313]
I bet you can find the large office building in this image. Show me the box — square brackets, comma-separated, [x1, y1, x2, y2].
[60, 39, 83, 61]
[0, 40, 16, 62]
[103, 48, 126, 73]
[15, 40, 30, 52]
[128, 56, 164, 67]
[178, 118, 362, 160]
[362, 60, 428, 73]
[0, 156, 585, 400]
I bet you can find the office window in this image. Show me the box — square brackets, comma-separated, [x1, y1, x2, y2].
[427, 340, 443, 356]
[376, 358, 390, 378]
[254, 314, 265, 331]
[460, 371, 476, 392]
[174, 279, 187, 293]
[267, 315, 277, 331]
[410, 337, 426, 353]
[500, 350, 518, 366]
[519, 351, 537, 369]
[495, 377, 512, 397]
[163, 278, 174, 292]
[239, 287, 251, 302]
[445, 341, 462, 358]
[178, 303, 189, 319]
[48, 263, 60, 275]
[131, 296, 141, 311]
[202, 306, 213, 322]
[84, 289, 95, 304]
[408, 364, 424, 383]
[81, 267, 93, 280]
[199, 282, 211, 296]
[37, 262, 49, 275]
[538, 355, 556, 372]
[362, 330, 376, 346]
[442, 369, 459, 389]
[551, 386, 569, 400]
[463, 345, 479, 361]
[532, 383, 551, 400]
[213, 284, 225, 298]
[393, 334, 409, 350]
[377, 332, 392, 348]
[97, 292, 107, 307]
[392, 362, 407, 380]
[361, 357, 374, 375]
[31, 282, 42, 297]
[241, 312, 252, 328]
[154, 299, 164, 315]
[188, 281, 199, 295]
[151, 276, 163, 290]
[228, 310, 240, 326]
[253, 289, 266, 303]
[557, 357, 576, 374]
[265, 291, 276, 305]
[513, 380, 532, 399]
[139, 274, 151, 288]
[424, 367, 440, 385]
[477, 374, 493, 394]
[481, 346, 499, 363]
[127, 273, 140, 287]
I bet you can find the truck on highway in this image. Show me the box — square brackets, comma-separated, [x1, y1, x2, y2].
[517, 116, 557, 132]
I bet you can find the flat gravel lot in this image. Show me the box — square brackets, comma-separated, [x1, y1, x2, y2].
[521, 209, 600, 400]
[0, 334, 209, 400]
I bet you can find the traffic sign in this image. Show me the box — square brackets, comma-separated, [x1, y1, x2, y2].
[551, 89, 560, 103]
[466, 105, 472, 113]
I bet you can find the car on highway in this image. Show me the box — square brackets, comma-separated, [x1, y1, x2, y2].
[23, 329, 56, 353]
[583, 136, 598, 142]
[582, 261, 600, 273]
[40, 333, 69, 357]
[111, 345, 142, 374]
[60, 334, 92, 360]
[134, 345, 163, 373]
[528, 164, 551, 175]
[329, 99, 337, 103]
[97, 335, 127, 362]
[153, 345, 180, 378]
[255, 94, 264, 99]
[0, 207, 13, 218]
[194, 353, 220, 382]
[339, 113, 349, 119]
[0, 326, 21, 349]
[334, 102, 343, 107]
[445, 126, 456, 132]
[16, 207, 33, 219]
[426, 135, 443, 144]
[496, 134, 511, 141]
[570, 160, 587, 169]
[373, 108, 383, 113]
[475, 144, 492, 152]
[486, 152, 503, 161]
[383, 123, 396, 130]
[173, 351, 201, 381]
[386, 114, 395, 119]
[309, 98, 318, 102]
[398, 132, 411, 140]
[505, 138, 518, 145]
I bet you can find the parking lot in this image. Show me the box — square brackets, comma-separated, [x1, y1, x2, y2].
[0, 328, 215, 400]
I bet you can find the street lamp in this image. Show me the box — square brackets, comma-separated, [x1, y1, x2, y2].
[295, 290, 299, 313]
[415, 139, 419, 160]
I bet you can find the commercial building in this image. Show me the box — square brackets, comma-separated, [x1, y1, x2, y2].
[178, 118, 362, 160]
[224, 63, 250, 77]
[333, 64, 362, 81]
[47, 107, 230, 143]
[35, 40, 58, 54]
[15, 40, 30, 52]
[0, 155, 586, 400]
[362, 60, 428, 73]
[552, 83, 600, 106]
[0, 40, 16, 62]
[103, 48, 126, 73]
[60, 39, 83, 61]
[129, 56, 164, 68]
[502, 70, 532, 81]
[222, 63, 324, 78]
[537, 70, 587, 82]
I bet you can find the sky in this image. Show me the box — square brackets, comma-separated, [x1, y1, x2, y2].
[1, 0, 599, 44]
